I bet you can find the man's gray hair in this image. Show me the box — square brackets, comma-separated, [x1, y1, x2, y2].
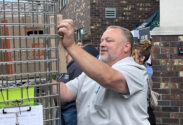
[106, 26, 134, 47]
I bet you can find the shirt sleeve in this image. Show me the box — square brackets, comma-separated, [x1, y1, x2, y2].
[66, 72, 86, 95]
[112, 63, 146, 98]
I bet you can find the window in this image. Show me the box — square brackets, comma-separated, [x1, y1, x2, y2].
[60, 0, 67, 9]
[74, 28, 84, 42]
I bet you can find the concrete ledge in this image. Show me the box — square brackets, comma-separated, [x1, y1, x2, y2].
[150, 27, 183, 36]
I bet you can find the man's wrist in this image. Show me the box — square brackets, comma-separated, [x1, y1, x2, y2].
[66, 43, 77, 51]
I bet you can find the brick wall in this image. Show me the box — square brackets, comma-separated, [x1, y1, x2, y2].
[60, 0, 91, 36]
[90, 0, 159, 47]
[152, 35, 183, 125]
[60, 0, 159, 47]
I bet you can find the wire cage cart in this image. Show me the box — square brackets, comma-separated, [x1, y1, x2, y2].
[0, 0, 65, 124]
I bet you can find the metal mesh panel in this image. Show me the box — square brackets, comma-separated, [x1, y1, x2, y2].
[0, 0, 61, 124]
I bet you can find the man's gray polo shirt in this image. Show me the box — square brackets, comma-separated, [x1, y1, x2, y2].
[66, 57, 150, 125]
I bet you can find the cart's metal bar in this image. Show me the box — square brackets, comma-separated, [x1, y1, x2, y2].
[44, 118, 59, 122]
[0, 10, 56, 14]
[0, 81, 59, 87]
[0, 23, 55, 27]
[0, 95, 60, 104]
[0, 94, 59, 100]
[0, 1, 55, 4]
[0, 2, 55, 8]
[0, 71, 57, 78]
[0, 34, 60, 38]
[0, 81, 60, 88]
[0, 47, 56, 52]
[0, 58, 57, 65]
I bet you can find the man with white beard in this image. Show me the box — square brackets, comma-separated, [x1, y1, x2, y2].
[54, 19, 150, 125]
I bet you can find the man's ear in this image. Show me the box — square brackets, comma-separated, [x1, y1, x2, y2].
[124, 42, 131, 53]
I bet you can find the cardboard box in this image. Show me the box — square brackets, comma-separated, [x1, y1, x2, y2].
[23, 16, 45, 74]
[50, 14, 66, 73]
[0, 15, 66, 80]
[0, 16, 26, 77]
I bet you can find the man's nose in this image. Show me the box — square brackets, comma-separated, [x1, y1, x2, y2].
[100, 40, 107, 47]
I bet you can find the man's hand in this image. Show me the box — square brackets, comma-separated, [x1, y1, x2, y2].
[57, 19, 75, 49]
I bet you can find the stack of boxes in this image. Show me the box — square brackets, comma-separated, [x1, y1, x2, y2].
[0, 15, 66, 80]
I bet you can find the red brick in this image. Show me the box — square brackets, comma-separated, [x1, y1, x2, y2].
[162, 118, 179, 124]
[170, 112, 183, 118]
[171, 100, 183, 106]
[162, 95, 181, 100]
[161, 36, 178, 41]
[152, 36, 161, 42]
[155, 112, 170, 117]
